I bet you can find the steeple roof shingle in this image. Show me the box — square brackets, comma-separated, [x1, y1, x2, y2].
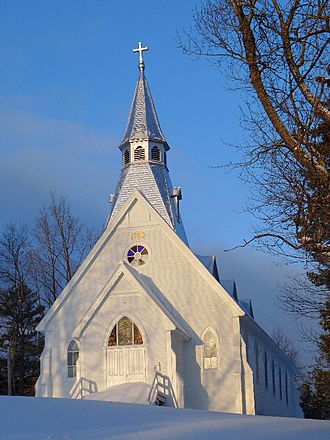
[120, 70, 167, 146]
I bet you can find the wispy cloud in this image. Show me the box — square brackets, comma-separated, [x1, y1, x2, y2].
[0, 110, 119, 226]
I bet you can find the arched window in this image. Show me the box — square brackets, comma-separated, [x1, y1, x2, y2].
[202, 328, 218, 369]
[67, 340, 79, 378]
[134, 146, 145, 161]
[151, 146, 160, 161]
[108, 316, 143, 347]
[123, 149, 130, 165]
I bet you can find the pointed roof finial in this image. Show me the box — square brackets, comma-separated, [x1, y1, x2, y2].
[133, 41, 149, 71]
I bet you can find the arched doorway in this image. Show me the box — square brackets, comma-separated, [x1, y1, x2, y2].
[106, 316, 146, 387]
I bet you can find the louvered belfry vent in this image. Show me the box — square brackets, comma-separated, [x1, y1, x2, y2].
[124, 149, 130, 165]
[134, 146, 145, 161]
[151, 146, 161, 162]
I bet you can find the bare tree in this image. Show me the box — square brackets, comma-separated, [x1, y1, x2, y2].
[280, 273, 327, 319]
[272, 327, 301, 367]
[0, 223, 32, 292]
[179, 0, 329, 283]
[180, 1, 329, 416]
[31, 193, 96, 307]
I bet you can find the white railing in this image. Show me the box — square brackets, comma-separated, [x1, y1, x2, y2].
[70, 377, 98, 399]
[148, 372, 177, 407]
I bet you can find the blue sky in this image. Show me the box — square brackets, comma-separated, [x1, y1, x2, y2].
[0, 1, 314, 363]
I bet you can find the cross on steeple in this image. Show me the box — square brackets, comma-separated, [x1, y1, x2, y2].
[133, 41, 149, 71]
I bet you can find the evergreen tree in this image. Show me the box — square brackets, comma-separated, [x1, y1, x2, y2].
[301, 297, 330, 419]
[0, 284, 44, 395]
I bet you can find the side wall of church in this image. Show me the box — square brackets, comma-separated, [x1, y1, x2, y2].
[240, 317, 303, 417]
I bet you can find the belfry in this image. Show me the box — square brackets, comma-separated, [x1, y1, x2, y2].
[107, 42, 187, 244]
[36, 43, 302, 417]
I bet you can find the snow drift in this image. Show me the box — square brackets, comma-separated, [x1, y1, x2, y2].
[0, 396, 329, 440]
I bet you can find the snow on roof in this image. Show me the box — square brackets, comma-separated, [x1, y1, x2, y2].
[1, 396, 329, 440]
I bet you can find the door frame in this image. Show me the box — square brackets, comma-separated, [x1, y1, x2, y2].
[103, 314, 149, 388]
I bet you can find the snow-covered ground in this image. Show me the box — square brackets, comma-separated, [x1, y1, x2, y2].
[84, 382, 151, 404]
[1, 396, 329, 440]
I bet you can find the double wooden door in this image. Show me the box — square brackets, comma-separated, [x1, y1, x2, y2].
[106, 346, 146, 387]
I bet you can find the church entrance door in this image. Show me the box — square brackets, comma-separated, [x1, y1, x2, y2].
[106, 346, 146, 387]
[106, 316, 146, 387]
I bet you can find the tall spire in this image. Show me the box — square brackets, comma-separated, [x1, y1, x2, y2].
[120, 43, 167, 147]
[107, 43, 188, 245]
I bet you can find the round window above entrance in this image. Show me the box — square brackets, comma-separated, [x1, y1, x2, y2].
[127, 245, 149, 266]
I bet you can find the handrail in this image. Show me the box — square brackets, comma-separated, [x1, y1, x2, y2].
[148, 372, 178, 407]
[70, 377, 98, 399]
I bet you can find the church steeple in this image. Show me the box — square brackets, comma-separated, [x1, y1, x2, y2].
[107, 43, 188, 245]
[119, 42, 169, 167]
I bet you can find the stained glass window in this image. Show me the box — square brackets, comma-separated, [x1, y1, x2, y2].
[134, 324, 143, 345]
[202, 329, 218, 369]
[67, 340, 79, 378]
[108, 317, 143, 347]
[108, 326, 117, 346]
[118, 316, 132, 345]
[127, 245, 149, 266]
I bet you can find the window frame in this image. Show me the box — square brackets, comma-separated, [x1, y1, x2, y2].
[126, 244, 149, 267]
[67, 340, 79, 378]
[107, 316, 144, 348]
[201, 328, 219, 371]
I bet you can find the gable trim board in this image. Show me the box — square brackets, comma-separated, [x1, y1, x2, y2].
[37, 190, 244, 333]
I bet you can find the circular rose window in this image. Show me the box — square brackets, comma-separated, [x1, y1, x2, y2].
[127, 245, 149, 266]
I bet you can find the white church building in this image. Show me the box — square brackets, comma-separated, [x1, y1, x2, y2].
[36, 43, 302, 417]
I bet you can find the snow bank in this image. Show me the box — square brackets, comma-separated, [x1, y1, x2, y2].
[84, 382, 151, 404]
[0, 396, 329, 440]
